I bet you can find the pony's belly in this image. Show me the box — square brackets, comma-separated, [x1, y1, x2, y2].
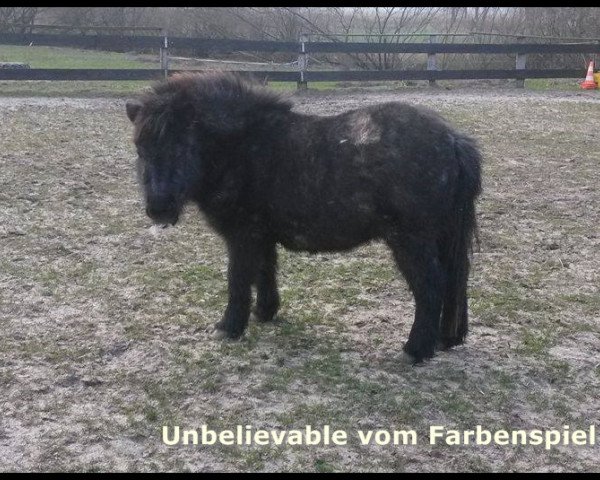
[276, 225, 375, 253]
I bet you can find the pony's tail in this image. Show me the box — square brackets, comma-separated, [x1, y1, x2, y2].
[440, 133, 482, 348]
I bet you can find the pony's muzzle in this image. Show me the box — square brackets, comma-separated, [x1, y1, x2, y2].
[145, 198, 179, 226]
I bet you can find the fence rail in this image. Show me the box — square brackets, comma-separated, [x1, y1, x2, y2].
[303, 69, 584, 82]
[0, 33, 299, 52]
[2, 32, 600, 54]
[305, 42, 600, 54]
[1, 31, 599, 86]
[0, 68, 299, 81]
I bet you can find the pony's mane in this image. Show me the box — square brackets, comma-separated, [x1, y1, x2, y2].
[153, 72, 292, 107]
[134, 72, 293, 143]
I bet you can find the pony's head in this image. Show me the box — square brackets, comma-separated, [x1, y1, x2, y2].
[126, 72, 291, 226]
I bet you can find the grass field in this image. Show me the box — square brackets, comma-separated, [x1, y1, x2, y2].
[0, 45, 156, 69]
[0, 44, 588, 97]
[0, 45, 305, 96]
[0, 45, 153, 96]
[0, 84, 599, 471]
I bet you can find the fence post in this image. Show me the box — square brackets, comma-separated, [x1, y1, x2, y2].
[297, 33, 308, 90]
[427, 34, 438, 87]
[515, 35, 526, 88]
[160, 29, 169, 79]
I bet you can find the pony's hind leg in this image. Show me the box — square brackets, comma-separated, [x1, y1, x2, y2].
[440, 294, 468, 349]
[253, 242, 280, 323]
[387, 235, 445, 363]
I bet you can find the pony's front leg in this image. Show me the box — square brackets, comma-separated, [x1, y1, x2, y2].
[253, 242, 280, 323]
[213, 239, 259, 339]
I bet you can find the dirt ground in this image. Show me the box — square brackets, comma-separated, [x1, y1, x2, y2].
[1, 87, 599, 472]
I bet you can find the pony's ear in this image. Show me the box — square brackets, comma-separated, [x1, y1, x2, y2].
[126, 100, 143, 123]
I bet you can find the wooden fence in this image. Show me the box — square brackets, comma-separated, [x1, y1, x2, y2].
[1, 31, 599, 87]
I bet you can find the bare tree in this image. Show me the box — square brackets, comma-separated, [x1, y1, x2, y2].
[41, 8, 99, 30]
[278, 7, 440, 70]
[95, 8, 152, 30]
[0, 7, 42, 33]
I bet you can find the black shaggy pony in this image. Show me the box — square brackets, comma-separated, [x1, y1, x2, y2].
[126, 72, 482, 363]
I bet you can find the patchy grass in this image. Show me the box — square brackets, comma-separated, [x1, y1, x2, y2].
[0, 90, 599, 472]
[0, 79, 342, 98]
[524, 78, 583, 91]
[0, 80, 154, 97]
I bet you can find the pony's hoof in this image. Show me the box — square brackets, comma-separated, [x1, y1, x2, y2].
[438, 336, 466, 351]
[210, 328, 228, 340]
[250, 306, 277, 323]
[400, 351, 417, 365]
[211, 321, 245, 340]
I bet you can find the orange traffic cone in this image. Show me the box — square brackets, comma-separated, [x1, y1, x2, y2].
[580, 61, 597, 90]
